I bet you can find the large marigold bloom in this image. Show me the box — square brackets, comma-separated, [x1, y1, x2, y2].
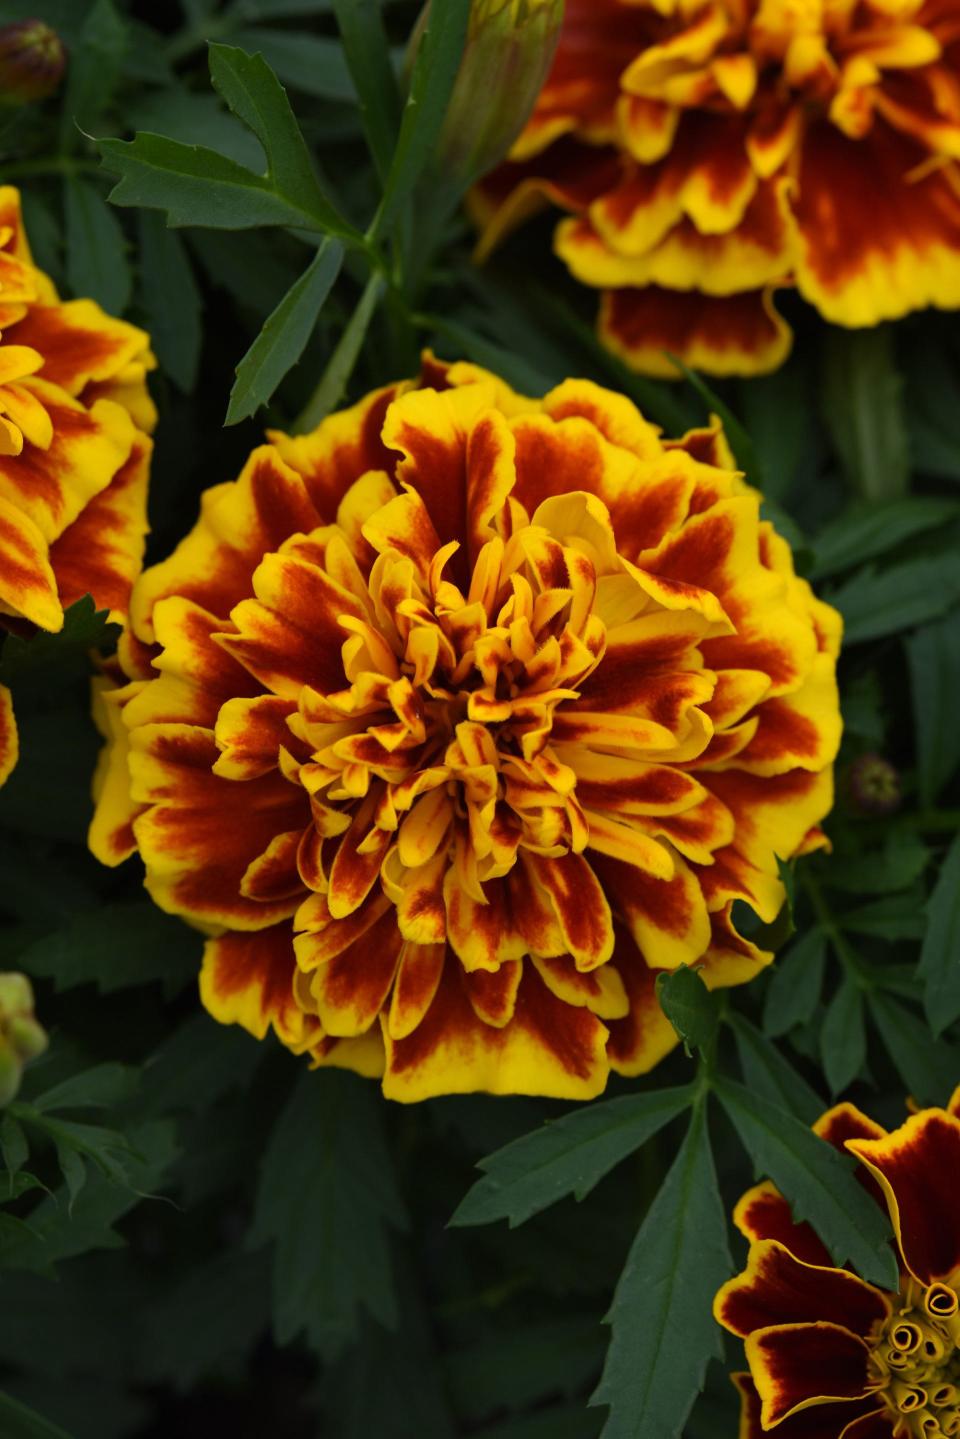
[90, 356, 841, 1101]
[716, 1092, 960, 1439]
[0, 185, 154, 787]
[473, 0, 960, 377]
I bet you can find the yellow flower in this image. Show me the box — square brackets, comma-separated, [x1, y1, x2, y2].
[0, 185, 155, 788]
[472, 0, 960, 377]
[716, 1093, 960, 1438]
[91, 355, 841, 1102]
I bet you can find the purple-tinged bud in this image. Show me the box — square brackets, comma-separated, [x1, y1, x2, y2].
[0, 20, 66, 107]
[845, 753, 902, 817]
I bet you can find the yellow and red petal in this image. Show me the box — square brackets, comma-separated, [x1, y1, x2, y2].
[745, 1321, 872, 1428]
[731, 1373, 887, 1439]
[302, 906, 403, 1038]
[0, 683, 17, 787]
[386, 941, 446, 1041]
[0, 387, 133, 547]
[604, 925, 680, 1077]
[531, 951, 629, 1020]
[793, 121, 960, 325]
[48, 431, 151, 622]
[444, 872, 528, 972]
[471, 137, 623, 260]
[734, 1181, 835, 1269]
[714, 1239, 890, 1341]
[130, 446, 321, 641]
[200, 923, 312, 1049]
[0, 490, 62, 630]
[213, 693, 300, 780]
[599, 283, 792, 379]
[382, 957, 609, 1102]
[267, 382, 401, 520]
[129, 723, 308, 929]
[846, 1110, 960, 1286]
[88, 677, 144, 866]
[526, 852, 615, 970]
[593, 851, 711, 970]
[10, 299, 151, 398]
[701, 767, 834, 883]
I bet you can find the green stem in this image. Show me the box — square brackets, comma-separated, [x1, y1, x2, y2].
[903, 809, 960, 834]
[803, 872, 873, 989]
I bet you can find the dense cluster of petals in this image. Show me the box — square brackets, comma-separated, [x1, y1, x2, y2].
[717, 1092, 960, 1439]
[0, 185, 154, 788]
[473, 0, 960, 377]
[91, 356, 841, 1101]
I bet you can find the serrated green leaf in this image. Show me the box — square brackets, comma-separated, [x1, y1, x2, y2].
[820, 980, 866, 1095]
[0, 1390, 74, 1439]
[375, 0, 471, 236]
[99, 133, 321, 231]
[450, 1086, 695, 1229]
[16, 1110, 135, 1190]
[54, 1144, 88, 1210]
[821, 326, 908, 500]
[251, 1070, 405, 1358]
[126, 88, 265, 169]
[828, 551, 960, 644]
[138, 212, 203, 391]
[840, 889, 927, 941]
[0, 596, 118, 685]
[33, 1063, 138, 1115]
[0, 1113, 28, 1175]
[715, 1078, 896, 1288]
[226, 236, 344, 423]
[809, 498, 960, 579]
[137, 1250, 271, 1392]
[230, 27, 357, 101]
[868, 991, 960, 1107]
[906, 613, 960, 808]
[63, 177, 131, 316]
[762, 929, 826, 1038]
[333, 0, 401, 181]
[730, 1013, 824, 1124]
[207, 42, 351, 235]
[918, 832, 960, 1036]
[17, 902, 200, 998]
[590, 1104, 730, 1439]
[655, 966, 718, 1053]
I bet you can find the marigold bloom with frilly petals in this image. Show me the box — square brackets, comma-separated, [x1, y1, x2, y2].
[472, 0, 960, 377]
[716, 1092, 960, 1439]
[90, 355, 841, 1101]
[0, 184, 155, 786]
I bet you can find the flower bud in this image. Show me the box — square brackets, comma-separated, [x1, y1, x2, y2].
[0, 973, 47, 1106]
[425, 0, 563, 191]
[844, 753, 902, 817]
[0, 20, 66, 107]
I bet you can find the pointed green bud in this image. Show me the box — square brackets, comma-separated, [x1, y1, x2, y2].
[0, 974, 47, 1105]
[424, 0, 563, 191]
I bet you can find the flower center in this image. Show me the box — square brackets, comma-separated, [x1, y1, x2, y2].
[870, 1281, 960, 1439]
[293, 522, 608, 889]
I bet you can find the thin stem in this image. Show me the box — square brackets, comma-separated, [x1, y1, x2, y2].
[803, 872, 873, 989]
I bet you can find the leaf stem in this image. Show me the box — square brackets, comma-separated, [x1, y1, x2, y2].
[802, 873, 873, 989]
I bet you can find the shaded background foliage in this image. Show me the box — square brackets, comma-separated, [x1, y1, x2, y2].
[0, 1, 959, 1436]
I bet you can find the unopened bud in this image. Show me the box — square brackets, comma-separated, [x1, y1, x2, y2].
[423, 0, 563, 191]
[0, 973, 47, 1106]
[845, 753, 901, 817]
[0, 20, 66, 107]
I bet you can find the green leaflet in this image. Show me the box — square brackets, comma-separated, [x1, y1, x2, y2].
[0, 1391, 74, 1439]
[820, 980, 867, 1095]
[250, 1070, 406, 1358]
[918, 833, 960, 1035]
[590, 1104, 730, 1439]
[714, 1078, 897, 1289]
[906, 614, 960, 808]
[63, 176, 131, 316]
[450, 1086, 696, 1229]
[226, 235, 344, 423]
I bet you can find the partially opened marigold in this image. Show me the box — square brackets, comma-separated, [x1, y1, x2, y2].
[716, 1093, 960, 1439]
[91, 356, 841, 1100]
[0, 184, 155, 786]
[473, 0, 960, 377]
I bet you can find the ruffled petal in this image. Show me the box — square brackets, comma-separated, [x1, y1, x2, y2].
[201, 923, 318, 1050]
[733, 1181, 835, 1269]
[0, 683, 17, 787]
[745, 1322, 872, 1428]
[0, 490, 61, 630]
[599, 284, 792, 379]
[715, 1239, 890, 1340]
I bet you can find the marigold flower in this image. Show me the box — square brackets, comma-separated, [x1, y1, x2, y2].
[716, 1093, 960, 1439]
[90, 355, 841, 1101]
[472, 0, 960, 377]
[0, 184, 155, 786]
